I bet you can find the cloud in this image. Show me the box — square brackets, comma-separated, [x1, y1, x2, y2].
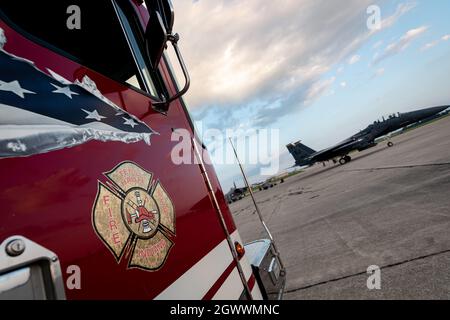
[373, 26, 428, 64]
[420, 33, 450, 51]
[374, 67, 385, 77]
[373, 40, 383, 49]
[169, 0, 417, 133]
[374, 1, 417, 33]
[348, 55, 361, 65]
[421, 40, 439, 51]
[340, 81, 347, 88]
[305, 76, 336, 104]
[174, 1, 368, 104]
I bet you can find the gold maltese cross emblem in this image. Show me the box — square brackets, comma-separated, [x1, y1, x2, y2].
[92, 161, 175, 271]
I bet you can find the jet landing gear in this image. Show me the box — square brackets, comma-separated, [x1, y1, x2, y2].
[387, 141, 394, 147]
[339, 155, 352, 165]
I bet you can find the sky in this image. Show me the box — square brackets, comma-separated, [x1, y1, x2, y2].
[169, 0, 450, 191]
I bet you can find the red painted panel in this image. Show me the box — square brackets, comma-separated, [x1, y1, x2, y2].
[0, 14, 239, 299]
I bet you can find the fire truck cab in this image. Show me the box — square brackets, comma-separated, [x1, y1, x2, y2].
[0, 0, 285, 300]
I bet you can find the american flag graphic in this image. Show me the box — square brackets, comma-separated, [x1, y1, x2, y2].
[0, 34, 155, 158]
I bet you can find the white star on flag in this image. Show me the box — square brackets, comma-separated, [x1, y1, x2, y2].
[51, 83, 79, 99]
[82, 109, 106, 122]
[123, 117, 138, 128]
[0, 80, 36, 98]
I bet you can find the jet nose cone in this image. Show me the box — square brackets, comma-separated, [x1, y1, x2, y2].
[421, 105, 450, 118]
[430, 105, 450, 113]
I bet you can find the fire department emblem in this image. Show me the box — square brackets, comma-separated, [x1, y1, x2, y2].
[92, 161, 175, 271]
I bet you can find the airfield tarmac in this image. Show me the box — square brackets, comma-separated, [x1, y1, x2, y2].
[230, 115, 450, 299]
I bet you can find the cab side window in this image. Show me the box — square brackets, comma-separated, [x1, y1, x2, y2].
[0, 0, 164, 99]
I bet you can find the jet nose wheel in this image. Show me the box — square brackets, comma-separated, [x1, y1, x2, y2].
[387, 141, 394, 147]
[339, 155, 352, 165]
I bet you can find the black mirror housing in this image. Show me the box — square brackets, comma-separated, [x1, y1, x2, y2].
[144, 0, 175, 33]
[145, 11, 168, 70]
[144, 0, 190, 109]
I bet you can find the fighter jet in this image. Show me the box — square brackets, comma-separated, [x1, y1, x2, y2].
[287, 105, 449, 166]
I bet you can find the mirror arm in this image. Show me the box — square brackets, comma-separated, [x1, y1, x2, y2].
[153, 33, 190, 110]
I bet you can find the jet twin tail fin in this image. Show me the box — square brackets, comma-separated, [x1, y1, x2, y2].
[287, 141, 316, 166]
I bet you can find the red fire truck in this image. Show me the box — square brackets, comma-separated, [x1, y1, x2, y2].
[0, 0, 285, 300]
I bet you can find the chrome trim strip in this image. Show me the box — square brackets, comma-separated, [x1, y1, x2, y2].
[192, 138, 253, 300]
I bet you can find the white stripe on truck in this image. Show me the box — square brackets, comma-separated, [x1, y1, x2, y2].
[155, 232, 235, 300]
[155, 230, 256, 300]
[212, 267, 243, 300]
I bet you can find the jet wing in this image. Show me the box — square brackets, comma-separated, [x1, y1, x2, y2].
[310, 137, 362, 161]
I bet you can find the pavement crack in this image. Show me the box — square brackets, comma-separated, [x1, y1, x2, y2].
[266, 194, 286, 223]
[286, 248, 450, 294]
[323, 218, 366, 258]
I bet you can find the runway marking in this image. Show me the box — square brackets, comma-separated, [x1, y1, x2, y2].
[285, 248, 450, 294]
[345, 162, 450, 172]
